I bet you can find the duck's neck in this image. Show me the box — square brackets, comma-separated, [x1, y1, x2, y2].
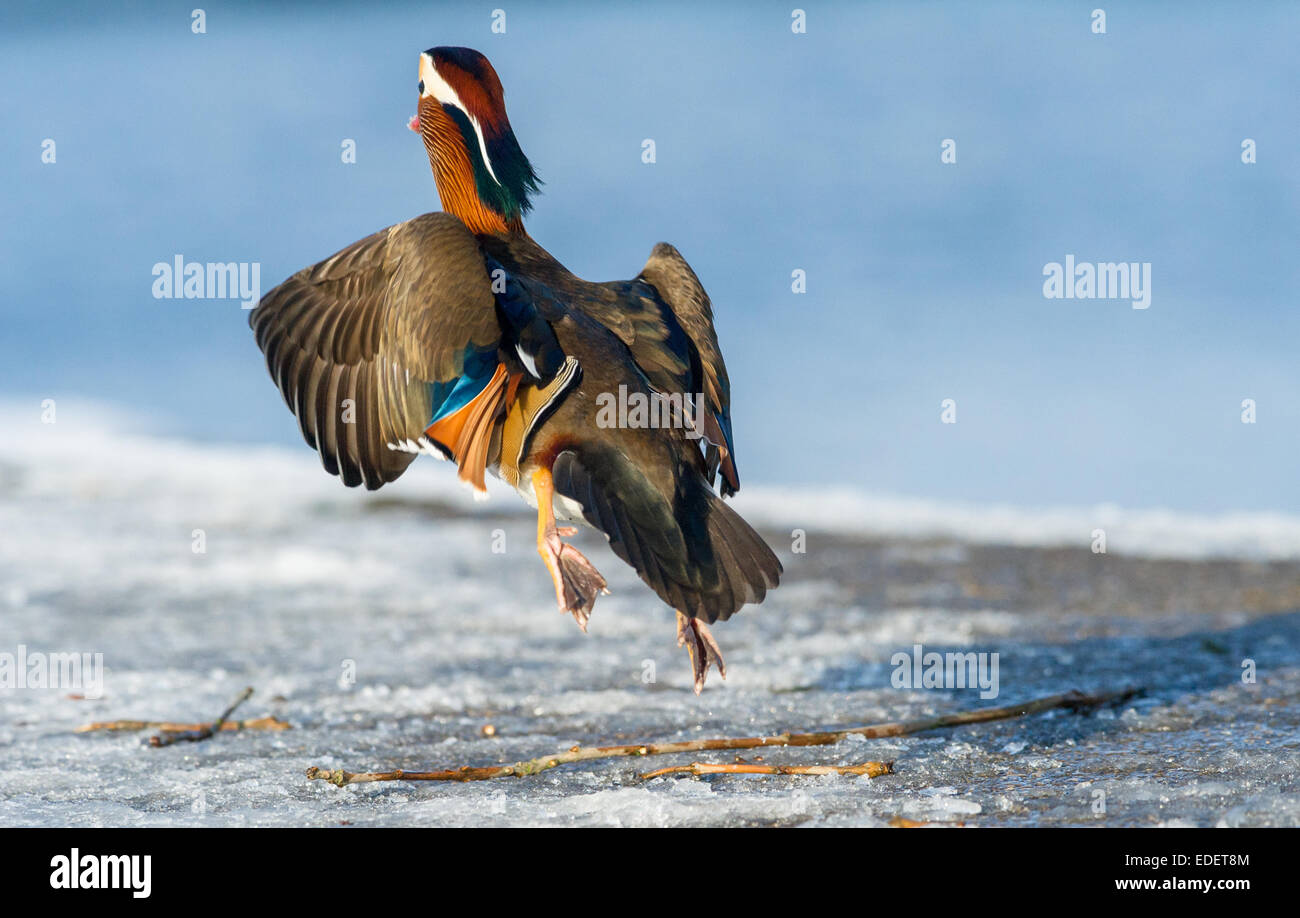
[421, 115, 525, 237]
[432, 159, 522, 236]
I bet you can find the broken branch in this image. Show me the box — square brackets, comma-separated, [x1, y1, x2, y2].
[638, 761, 894, 779]
[74, 687, 288, 742]
[305, 686, 1139, 787]
[75, 715, 290, 735]
[149, 686, 257, 746]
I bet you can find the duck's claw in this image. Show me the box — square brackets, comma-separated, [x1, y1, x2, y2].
[676, 610, 726, 694]
[541, 523, 608, 631]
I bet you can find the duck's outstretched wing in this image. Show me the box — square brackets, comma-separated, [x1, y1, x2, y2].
[249, 213, 503, 490]
[633, 243, 740, 496]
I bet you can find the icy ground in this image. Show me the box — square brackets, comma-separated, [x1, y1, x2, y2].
[2, 406, 1298, 827]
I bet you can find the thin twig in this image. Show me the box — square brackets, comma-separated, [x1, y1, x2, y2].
[147, 686, 257, 747]
[74, 688, 289, 749]
[306, 686, 1139, 787]
[888, 816, 932, 828]
[77, 686, 270, 748]
[638, 761, 894, 779]
[75, 715, 291, 734]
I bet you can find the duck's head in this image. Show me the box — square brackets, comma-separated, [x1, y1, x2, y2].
[411, 47, 541, 236]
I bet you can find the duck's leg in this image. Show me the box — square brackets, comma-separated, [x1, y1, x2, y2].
[676, 610, 726, 694]
[532, 467, 608, 631]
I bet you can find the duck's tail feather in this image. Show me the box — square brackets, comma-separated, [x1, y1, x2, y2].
[551, 445, 780, 624]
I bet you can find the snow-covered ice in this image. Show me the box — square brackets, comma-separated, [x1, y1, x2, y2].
[2, 403, 1298, 826]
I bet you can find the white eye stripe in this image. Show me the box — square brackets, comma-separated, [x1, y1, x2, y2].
[420, 55, 502, 187]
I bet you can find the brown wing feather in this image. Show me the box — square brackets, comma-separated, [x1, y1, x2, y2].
[635, 242, 739, 495]
[249, 212, 500, 489]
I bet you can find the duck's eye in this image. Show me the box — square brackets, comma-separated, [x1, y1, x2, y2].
[418, 80, 425, 94]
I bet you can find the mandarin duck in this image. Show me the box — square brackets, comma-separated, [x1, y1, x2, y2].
[250, 47, 780, 691]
